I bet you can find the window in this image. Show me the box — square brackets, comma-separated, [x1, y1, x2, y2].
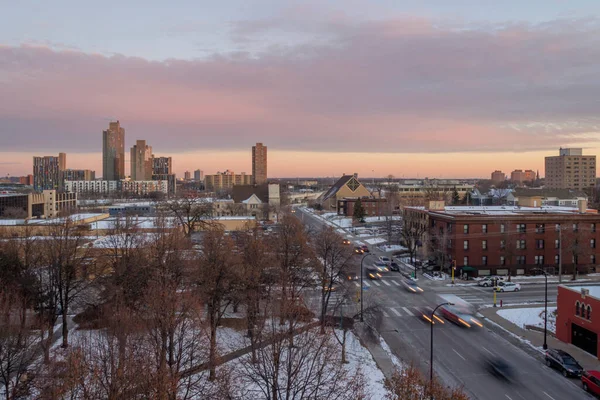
[587, 305, 592, 320]
[500, 224, 506, 233]
[535, 224, 545, 234]
[555, 239, 560, 249]
[517, 256, 526, 265]
[591, 255, 596, 264]
[463, 240, 469, 250]
[592, 239, 596, 249]
[576, 301, 580, 316]
[482, 256, 488, 266]
[592, 223, 596, 233]
[536, 239, 544, 249]
[500, 240, 506, 249]
[555, 223, 561, 232]
[463, 224, 469, 234]
[482, 240, 487, 250]
[517, 224, 526, 233]
[534, 255, 544, 265]
[555, 255, 560, 264]
[500, 256, 506, 265]
[517, 239, 526, 250]
[463, 256, 469, 266]
[482, 224, 488, 233]
[573, 223, 579, 232]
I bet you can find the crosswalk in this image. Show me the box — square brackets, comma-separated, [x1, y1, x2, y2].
[353, 280, 401, 288]
[380, 306, 423, 318]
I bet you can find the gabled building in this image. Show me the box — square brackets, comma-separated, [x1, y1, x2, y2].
[319, 174, 371, 210]
[231, 183, 281, 221]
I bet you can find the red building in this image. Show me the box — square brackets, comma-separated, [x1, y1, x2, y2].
[557, 285, 600, 359]
[337, 197, 388, 217]
[405, 204, 600, 277]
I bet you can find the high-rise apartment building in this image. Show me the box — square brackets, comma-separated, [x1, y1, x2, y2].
[194, 169, 204, 181]
[62, 169, 95, 182]
[490, 170, 505, 184]
[130, 140, 153, 181]
[545, 148, 596, 190]
[205, 170, 252, 191]
[510, 169, 535, 184]
[184, 171, 191, 181]
[252, 143, 267, 185]
[33, 153, 66, 191]
[152, 156, 176, 196]
[102, 121, 125, 180]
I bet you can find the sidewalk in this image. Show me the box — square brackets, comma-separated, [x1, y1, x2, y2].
[481, 304, 600, 371]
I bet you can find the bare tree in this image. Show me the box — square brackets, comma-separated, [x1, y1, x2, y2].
[384, 364, 469, 400]
[400, 208, 428, 276]
[163, 197, 214, 237]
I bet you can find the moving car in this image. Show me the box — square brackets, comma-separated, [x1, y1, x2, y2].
[582, 370, 600, 395]
[390, 262, 401, 272]
[401, 279, 424, 293]
[354, 246, 364, 254]
[366, 266, 382, 280]
[347, 274, 359, 281]
[379, 256, 392, 265]
[484, 356, 516, 382]
[360, 245, 370, 253]
[545, 349, 583, 378]
[494, 282, 521, 292]
[342, 239, 351, 245]
[440, 303, 483, 328]
[418, 306, 445, 325]
[373, 261, 390, 273]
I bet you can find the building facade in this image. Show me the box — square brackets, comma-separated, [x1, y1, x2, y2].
[252, 143, 267, 185]
[510, 169, 536, 184]
[0, 190, 76, 219]
[194, 169, 204, 182]
[102, 121, 125, 181]
[19, 175, 33, 185]
[152, 157, 176, 196]
[62, 169, 95, 182]
[545, 148, 596, 190]
[407, 204, 600, 277]
[33, 153, 66, 191]
[130, 140, 153, 181]
[556, 285, 600, 359]
[121, 180, 168, 195]
[184, 171, 191, 181]
[205, 170, 253, 191]
[491, 170, 506, 184]
[65, 180, 119, 194]
[337, 197, 389, 217]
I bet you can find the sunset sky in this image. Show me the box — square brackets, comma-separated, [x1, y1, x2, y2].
[2, 1, 600, 179]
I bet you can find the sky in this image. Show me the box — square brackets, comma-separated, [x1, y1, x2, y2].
[1, 1, 600, 179]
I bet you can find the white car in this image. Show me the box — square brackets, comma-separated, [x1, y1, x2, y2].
[494, 282, 521, 292]
[379, 256, 392, 265]
[478, 276, 505, 287]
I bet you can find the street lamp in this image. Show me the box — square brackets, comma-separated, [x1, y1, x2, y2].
[360, 253, 377, 322]
[430, 302, 453, 399]
[533, 268, 549, 350]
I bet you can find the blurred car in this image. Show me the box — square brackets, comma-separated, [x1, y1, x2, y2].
[545, 349, 583, 378]
[360, 245, 370, 253]
[418, 306, 445, 325]
[323, 285, 337, 292]
[354, 246, 364, 254]
[342, 239, 351, 245]
[379, 256, 392, 265]
[440, 303, 483, 328]
[494, 282, 521, 292]
[484, 356, 515, 382]
[366, 266, 382, 280]
[400, 279, 424, 293]
[582, 370, 600, 395]
[373, 261, 390, 273]
[347, 273, 359, 281]
[390, 262, 401, 272]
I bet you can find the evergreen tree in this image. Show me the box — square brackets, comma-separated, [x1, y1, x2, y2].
[353, 199, 366, 223]
[451, 187, 460, 205]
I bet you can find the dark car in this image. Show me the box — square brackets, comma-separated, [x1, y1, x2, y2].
[484, 356, 515, 382]
[360, 245, 370, 253]
[545, 349, 583, 378]
[390, 262, 401, 272]
[582, 370, 600, 395]
[353, 246, 364, 255]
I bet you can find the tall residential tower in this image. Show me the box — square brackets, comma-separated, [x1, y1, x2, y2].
[252, 143, 267, 185]
[33, 153, 66, 191]
[545, 148, 596, 190]
[102, 121, 125, 180]
[130, 140, 153, 181]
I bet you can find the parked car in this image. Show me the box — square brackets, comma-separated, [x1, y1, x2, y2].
[366, 266, 382, 280]
[400, 279, 424, 293]
[478, 276, 506, 287]
[360, 245, 370, 253]
[582, 370, 600, 395]
[354, 246, 364, 254]
[390, 262, 401, 272]
[379, 256, 392, 265]
[494, 282, 521, 292]
[545, 349, 583, 378]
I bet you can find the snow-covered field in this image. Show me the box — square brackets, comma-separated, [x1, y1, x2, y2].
[497, 306, 557, 333]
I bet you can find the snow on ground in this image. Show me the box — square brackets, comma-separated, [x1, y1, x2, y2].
[497, 306, 557, 333]
[342, 331, 388, 398]
[364, 238, 386, 245]
[379, 335, 404, 368]
[217, 327, 246, 355]
[378, 244, 407, 252]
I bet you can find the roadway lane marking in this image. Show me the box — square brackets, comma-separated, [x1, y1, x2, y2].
[363, 282, 371, 287]
[452, 349, 466, 361]
[372, 281, 381, 287]
[505, 396, 513, 400]
[382, 280, 391, 286]
[392, 280, 401, 286]
[391, 308, 402, 317]
[402, 307, 414, 316]
[354, 282, 360, 288]
[383, 310, 390, 317]
[543, 392, 556, 400]
[482, 346, 494, 355]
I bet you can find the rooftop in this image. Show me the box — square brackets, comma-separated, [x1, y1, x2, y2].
[414, 205, 597, 217]
[562, 285, 600, 300]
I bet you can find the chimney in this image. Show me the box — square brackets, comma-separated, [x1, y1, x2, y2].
[578, 199, 588, 213]
[582, 288, 590, 298]
[353, 172, 358, 178]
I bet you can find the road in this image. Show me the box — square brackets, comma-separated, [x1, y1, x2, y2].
[295, 207, 592, 400]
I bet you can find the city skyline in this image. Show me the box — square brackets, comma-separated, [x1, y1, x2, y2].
[2, 2, 600, 178]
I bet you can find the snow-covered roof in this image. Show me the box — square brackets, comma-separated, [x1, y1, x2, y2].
[27, 213, 107, 225]
[563, 285, 600, 300]
[90, 216, 180, 230]
[429, 205, 593, 216]
[0, 219, 25, 226]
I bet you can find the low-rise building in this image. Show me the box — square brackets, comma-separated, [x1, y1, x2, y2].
[556, 285, 600, 359]
[337, 197, 388, 217]
[319, 174, 372, 210]
[0, 190, 77, 219]
[205, 170, 253, 191]
[510, 169, 536, 185]
[508, 188, 588, 208]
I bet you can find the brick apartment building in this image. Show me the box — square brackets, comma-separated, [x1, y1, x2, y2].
[405, 203, 600, 277]
[337, 197, 388, 217]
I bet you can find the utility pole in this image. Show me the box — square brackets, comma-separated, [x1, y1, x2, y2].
[559, 227, 563, 283]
